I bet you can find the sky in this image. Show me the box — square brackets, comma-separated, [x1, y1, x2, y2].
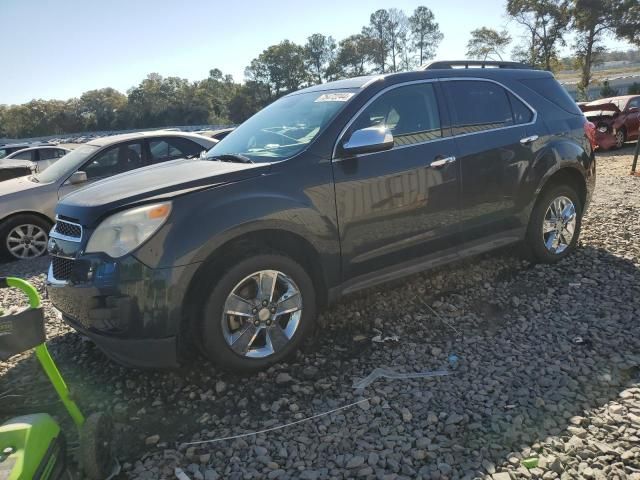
[0, 0, 634, 105]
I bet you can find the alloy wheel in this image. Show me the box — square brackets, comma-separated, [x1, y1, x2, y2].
[221, 270, 303, 358]
[542, 196, 577, 255]
[616, 130, 625, 148]
[6, 224, 48, 259]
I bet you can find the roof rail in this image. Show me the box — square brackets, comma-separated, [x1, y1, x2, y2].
[420, 60, 533, 70]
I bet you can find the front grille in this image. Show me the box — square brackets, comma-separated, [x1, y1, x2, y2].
[52, 257, 75, 281]
[54, 220, 82, 239]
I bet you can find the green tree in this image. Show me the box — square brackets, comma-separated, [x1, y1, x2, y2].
[363, 9, 391, 73]
[304, 34, 337, 84]
[466, 27, 512, 60]
[614, 0, 640, 46]
[409, 6, 443, 65]
[600, 80, 619, 97]
[78, 88, 127, 131]
[628, 82, 640, 95]
[245, 40, 308, 99]
[329, 34, 375, 79]
[507, 0, 571, 70]
[386, 8, 410, 72]
[571, 0, 622, 101]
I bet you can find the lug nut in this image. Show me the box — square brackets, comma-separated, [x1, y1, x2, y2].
[270, 307, 276, 314]
[266, 319, 272, 326]
[262, 299, 269, 306]
[252, 307, 258, 314]
[254, 320, 260, 326]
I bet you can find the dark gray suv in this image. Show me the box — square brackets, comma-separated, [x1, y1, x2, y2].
[47, 61, 596, 371]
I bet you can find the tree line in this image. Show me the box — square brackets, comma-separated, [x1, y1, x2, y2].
[1, 1, 639, 139]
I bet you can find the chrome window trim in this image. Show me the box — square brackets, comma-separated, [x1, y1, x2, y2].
[50, 215, 83, 243]
[331, 77, 538, 162]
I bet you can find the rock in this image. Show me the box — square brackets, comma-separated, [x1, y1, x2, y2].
[145, 435, 160, 445]
[346, 456, 365, 469]
[215, 381, 226, 394]
[275, 373, 292, 384]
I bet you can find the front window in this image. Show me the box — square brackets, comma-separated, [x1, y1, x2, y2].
[205, 89, 358, 162]
[35, 144, 98, 183]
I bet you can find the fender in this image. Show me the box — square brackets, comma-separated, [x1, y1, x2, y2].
[134, 163, 341, 287]
[515, 135, 593, 223]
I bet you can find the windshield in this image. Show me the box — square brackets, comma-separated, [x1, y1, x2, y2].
[35, 144, 98, 183]
[205, 90, 357, 162]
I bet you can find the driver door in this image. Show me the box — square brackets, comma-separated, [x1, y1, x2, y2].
[57, 141, 143, 199]
[332, 81, 462, 283]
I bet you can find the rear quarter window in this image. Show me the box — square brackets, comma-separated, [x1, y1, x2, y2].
[519, 77, 582, 115]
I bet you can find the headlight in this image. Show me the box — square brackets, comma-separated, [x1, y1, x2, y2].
[85, 202, 172, 258]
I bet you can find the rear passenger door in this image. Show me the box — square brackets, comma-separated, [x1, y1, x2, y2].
[442, 79, 536, 243]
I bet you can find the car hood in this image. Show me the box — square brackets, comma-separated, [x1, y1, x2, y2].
[580, 102, 621, 117]
[0, 175, 43, 195]
[57, 158, 271, 225]
[0, 159, 32, 169]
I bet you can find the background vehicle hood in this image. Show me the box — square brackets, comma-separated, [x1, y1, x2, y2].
[0, 159, 32, 169]
[57, 158, 271, 225]
[580, 102, 620, 116]
[0, 175, 42, 195]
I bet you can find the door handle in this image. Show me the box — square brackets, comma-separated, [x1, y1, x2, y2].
[520, 135, 539, 145]
[430, 156, 456, 168]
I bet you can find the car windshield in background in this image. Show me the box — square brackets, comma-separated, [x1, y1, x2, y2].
[205, 90, 358, 162]
[35, 144, 98, 183]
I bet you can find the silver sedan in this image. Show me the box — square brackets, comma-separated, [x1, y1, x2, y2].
[0, 131, 217, 260]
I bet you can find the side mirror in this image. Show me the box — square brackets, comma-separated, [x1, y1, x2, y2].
[68, 171, 87, 185]
[342, 127, 394, 156]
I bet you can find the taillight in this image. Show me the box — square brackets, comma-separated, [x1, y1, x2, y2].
[584, 121, 597, 149]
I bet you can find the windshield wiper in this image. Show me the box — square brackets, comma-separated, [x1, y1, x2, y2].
[209, 153, 254, 164]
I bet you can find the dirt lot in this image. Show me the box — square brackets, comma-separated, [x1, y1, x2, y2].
[1, 145, 639, 480]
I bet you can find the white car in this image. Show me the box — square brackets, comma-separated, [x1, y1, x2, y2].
[4, 146, 71, 172]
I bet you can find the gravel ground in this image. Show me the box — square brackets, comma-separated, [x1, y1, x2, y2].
[1, 145, 639, 480]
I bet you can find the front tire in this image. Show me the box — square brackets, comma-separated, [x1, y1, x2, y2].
[200, 254, 316, 372]
[0, 214, 51, 260]
[525, 184, 582, 263]
[615, 128, 626, 149]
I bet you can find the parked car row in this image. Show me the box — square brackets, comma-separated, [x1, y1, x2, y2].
[0, 131, 216, 260]
[579, 95, 640, 150]
[32, 60, 595, 372]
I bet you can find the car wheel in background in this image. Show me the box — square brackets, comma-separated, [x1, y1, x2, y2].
[615, 129, 626, 149]
[0, 214, 51, 260]
[200, 253, 316, 372]
[525, 184, 583, 264]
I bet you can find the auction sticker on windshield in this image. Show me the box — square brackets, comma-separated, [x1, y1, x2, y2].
[315, 92, 355, 102]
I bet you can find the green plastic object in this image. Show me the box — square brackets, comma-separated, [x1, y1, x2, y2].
[0, 277, 85, 479]
[4, 277, 85, 429]
[0, 414, 65, 480]
[522, 457, 539, 469]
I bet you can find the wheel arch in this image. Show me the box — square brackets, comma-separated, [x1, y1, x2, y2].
[179, 227, 331, 351]
[0, 210, 54, 229]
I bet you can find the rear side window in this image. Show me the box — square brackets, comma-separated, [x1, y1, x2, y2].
[149, 137, 203, 162]
[12, 150, 34, 160]
[508, 92, 534, 124]
[519, 77, 582, 115]
[351, 82, 442, 146]
[444, 81, 514, 135]
[39, 148, 63, 160]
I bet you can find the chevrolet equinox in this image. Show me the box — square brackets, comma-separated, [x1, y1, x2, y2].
[47, 61, 596, 371]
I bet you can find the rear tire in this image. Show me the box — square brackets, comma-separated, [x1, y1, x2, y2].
[200, 253, 316, 372]
[525, 184, 582, 263]
[0, 214, 51, 261]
